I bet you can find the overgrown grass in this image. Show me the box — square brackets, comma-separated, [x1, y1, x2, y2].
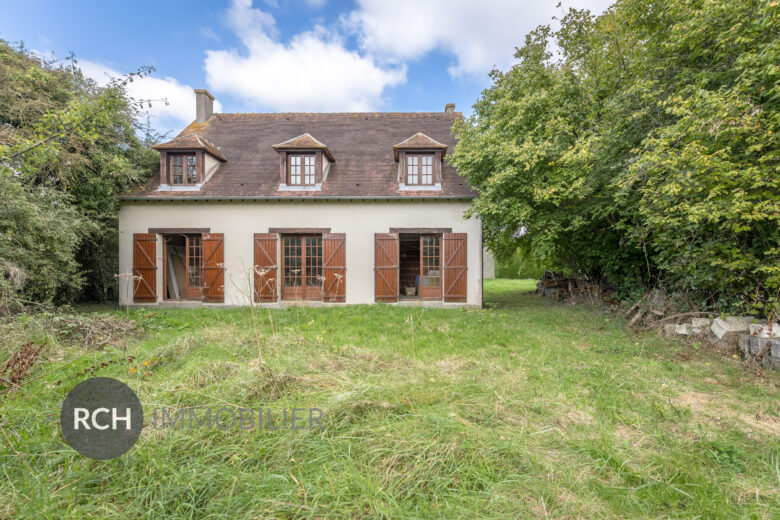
[1, 280, 778, 518]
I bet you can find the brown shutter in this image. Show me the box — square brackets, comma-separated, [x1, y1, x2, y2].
[197, 150, 205, 184]
[159, 152, 168, 185]
[201, 233, 224, 303]
[254, 233, 278, 302]
[443, 233, 467, 302]
[434, 150, 443, 185]
[133, 233, 157, 303]
[374, 233, 399, 302]
[315, 151, 323, 184]
[322, 233, 346, 302]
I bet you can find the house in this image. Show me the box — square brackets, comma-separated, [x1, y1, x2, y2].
[118, 90, 482, 307]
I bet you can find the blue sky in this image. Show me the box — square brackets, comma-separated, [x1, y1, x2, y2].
[0, 0, 612, 135]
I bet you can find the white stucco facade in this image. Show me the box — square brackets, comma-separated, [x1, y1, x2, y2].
[118, 200, 482, 307]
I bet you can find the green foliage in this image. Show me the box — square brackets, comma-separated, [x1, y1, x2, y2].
[0, 41, 159, 306]
[496, 247, 546, 279]
[452, 0, 780, 312]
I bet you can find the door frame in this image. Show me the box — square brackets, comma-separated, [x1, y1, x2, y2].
[281, 234, 323, 300]
[162, 233, 203, 301]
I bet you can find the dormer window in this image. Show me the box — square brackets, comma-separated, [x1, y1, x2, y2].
[273, 133, 334, 191]
[394, 133, 447, 191]
[171, 153, 198, 185]
[288, 153, 317, 186]
[152, 132, 227, 192]
[406, 153, 434, 186]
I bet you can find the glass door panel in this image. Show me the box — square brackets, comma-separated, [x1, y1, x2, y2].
[420, 234, 441, 299]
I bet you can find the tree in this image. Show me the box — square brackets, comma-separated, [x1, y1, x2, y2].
[452, 0, 780, 312]
[0, 41, 160, 307]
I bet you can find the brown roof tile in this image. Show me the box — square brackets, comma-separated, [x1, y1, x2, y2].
[127, 112, 476, 200]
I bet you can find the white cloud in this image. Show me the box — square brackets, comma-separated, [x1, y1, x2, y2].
[78, 60, 222, 133]
[305, 0, 326, 7]
[347, 0, 615, 77]
[203, 0, 406, 111]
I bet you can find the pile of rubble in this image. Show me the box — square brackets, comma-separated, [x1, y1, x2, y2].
[536, 276, 780, 370]
[664, 316, 779, 369]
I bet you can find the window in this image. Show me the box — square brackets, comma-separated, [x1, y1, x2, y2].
[171, 153, 197, 185]
[288, 154, 316, 185]
[406, 153, 434, 185]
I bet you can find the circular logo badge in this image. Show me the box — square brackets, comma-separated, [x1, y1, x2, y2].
[60, 377, 143, 460]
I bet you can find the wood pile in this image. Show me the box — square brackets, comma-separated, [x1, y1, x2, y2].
[624, 288, 668, 327]
[536, 271, 615, 304]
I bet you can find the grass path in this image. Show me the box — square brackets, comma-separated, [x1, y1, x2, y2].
[1, 279, 779, 518]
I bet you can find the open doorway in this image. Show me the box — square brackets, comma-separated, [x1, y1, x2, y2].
[163, 234, 202, 300]
[398, 233, 442, 300]
[399, 234, 420, 299]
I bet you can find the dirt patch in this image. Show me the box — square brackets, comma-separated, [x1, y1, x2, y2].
[435, 356, 467, 374]
[677, 391, 780, 436]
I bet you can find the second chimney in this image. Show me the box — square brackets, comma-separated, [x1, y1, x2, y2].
[444, 103, 456, 113]
[195, 89, 215, 124]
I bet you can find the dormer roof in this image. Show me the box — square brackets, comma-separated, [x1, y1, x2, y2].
[272, 133, 334, 161]
[393, 132, 447, 160]
[153, 133, 227, 162]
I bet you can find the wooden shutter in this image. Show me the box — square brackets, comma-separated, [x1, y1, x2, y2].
[201, 233, 224, 303]
[322, 233, 346, 302]
[133, 233, 157, 303]
[374, 233, 399, 302]
[443, 233, 467, 302]
[254, 233, 278, 302]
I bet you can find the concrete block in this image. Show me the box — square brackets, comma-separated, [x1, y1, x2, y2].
[663, 323, 677, 336]
[711, 317, 750, 339]
[749, 336, 772, 356]
[738, 334, 751, 354]
[725, 316, 754, 327]
[750, 323, 780, 338]
[761, 356, 780, 370]
[675, 323, 692, 335]
[691, 318, 711, 334]
[691, 318, 711, 330]
[771, 339, 780, 358]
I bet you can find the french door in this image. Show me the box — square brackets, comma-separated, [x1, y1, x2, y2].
[282, 235, 323, 300]
[420, 234, 442, 299]
[185, 235, 202, 299]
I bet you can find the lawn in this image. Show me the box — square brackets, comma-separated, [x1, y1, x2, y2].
[1, 279, 779, 519]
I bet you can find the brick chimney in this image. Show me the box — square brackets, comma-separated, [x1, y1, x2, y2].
[194, 89, 215, 124]
[444, 103, 456, 113]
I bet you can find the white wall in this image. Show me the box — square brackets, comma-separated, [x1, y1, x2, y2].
[118, 201, 481, 306]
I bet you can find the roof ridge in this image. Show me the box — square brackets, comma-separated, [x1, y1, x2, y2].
[215, 112, 463, 117]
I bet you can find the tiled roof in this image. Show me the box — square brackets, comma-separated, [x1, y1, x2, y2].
[126, 112, 476, 200]
[272, 133, 334, 161]
[152, 133, 227, 161]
